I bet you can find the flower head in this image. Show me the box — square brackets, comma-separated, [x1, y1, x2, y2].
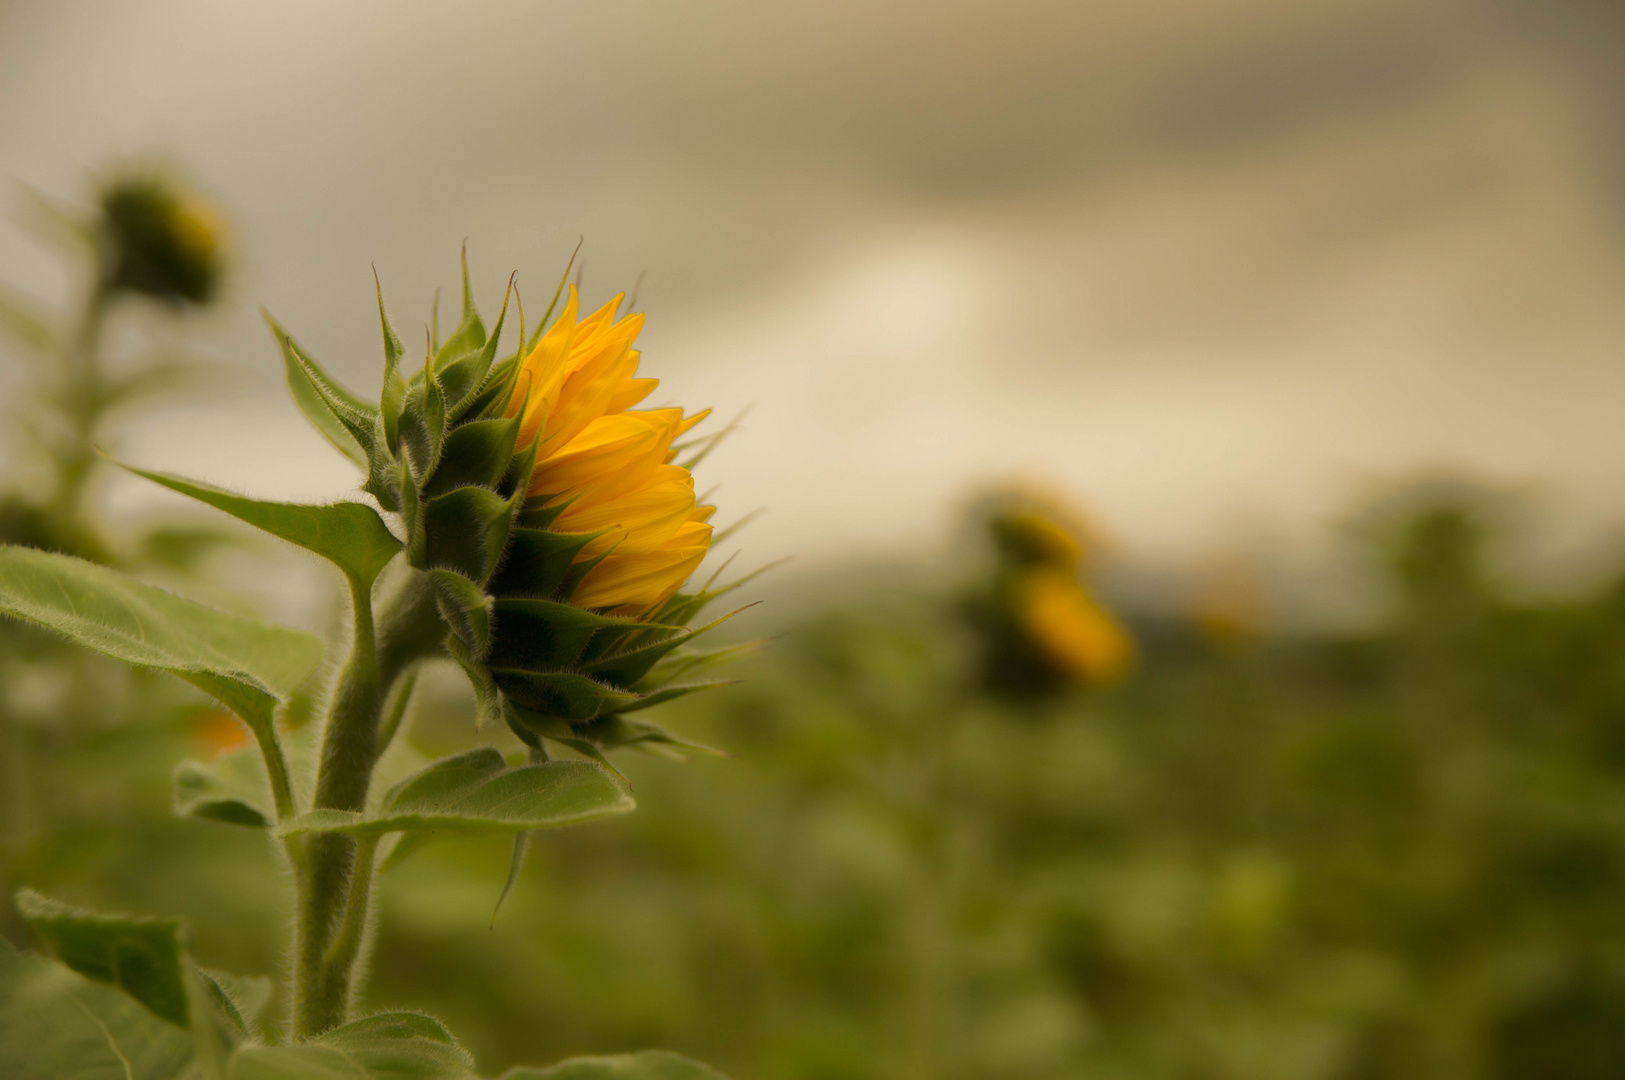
[269, 251, 753, 757]
[99, 176, 224, 305]
[967, 488, 1133, 695]
[508, 287, 712, 614]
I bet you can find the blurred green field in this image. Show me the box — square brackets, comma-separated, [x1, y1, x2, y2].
[6, 487, 1624, 1080]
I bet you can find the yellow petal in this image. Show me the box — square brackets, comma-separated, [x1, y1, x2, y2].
[554, 463, 695, 556]
[572, 521, 712, 613]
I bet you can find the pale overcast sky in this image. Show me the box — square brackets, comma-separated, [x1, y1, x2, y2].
[3, 0, 1625, 590]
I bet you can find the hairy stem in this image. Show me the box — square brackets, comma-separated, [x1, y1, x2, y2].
[292, 573, 381, 1037]
[251, 719, 297, 824]
[319, 833, 380, 1004]
[291, 568, 443, 1037]
[374, 667, 420, 758]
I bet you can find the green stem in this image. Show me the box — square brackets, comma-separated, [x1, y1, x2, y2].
[50, 279, 111, 531]
[319, 833, 380, 1003]
[291, 569, 444, 1038]
[250, 718, 297, 824]
[374, 667, 419, 758]
[292, 573, 381, 1037]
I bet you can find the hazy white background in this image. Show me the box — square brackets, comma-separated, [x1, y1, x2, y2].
[4, 0, 1625, 591]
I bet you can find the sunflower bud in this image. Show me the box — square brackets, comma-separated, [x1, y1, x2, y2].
[98, 176, 225, 305]
[968, 492, 1133, 696]
[278, 252, 744, 762]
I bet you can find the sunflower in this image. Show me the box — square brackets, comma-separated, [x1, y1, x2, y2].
[507, 286, 713, 614]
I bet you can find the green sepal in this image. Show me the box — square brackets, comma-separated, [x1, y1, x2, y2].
[424, 416, 519, 497]
[429, 568, 492, 659]
[517, 495, 570, 530]
[656, 557, 787, 628]
[502, 704, 628, 782]
[488, 527, 595, 601]
[363, 455, 405, 514]
[583, 606, 751, 687]
[399, 353, 447, 483]
[121, 463, 402, 589]
[431, 248, 487, 368]
[572, 713, 724, 756]
[440, 278, 511, 422]
[274, 748, 634, 837]
[522, 238, 581, 357]
[486, 598, 668, 673]
[425, 485, 514, 585]
[445, 632, 504, 728]
[265, 313, 378, 466]
[491, 668, 640, 722]
[558, 545, 612, 605]
[399, 471, 427, 569]
[642, 638, 769, 690]
[467, 353, 521, 420]
[375, 272, 407, 454]
[613, 680, 737, 716]
[16, 889, 193, 1028]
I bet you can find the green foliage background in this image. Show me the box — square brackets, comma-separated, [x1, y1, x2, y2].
[8, 486, 1625, 1079]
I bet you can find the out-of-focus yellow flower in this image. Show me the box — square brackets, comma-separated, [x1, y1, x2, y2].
[190, 709, 250, 759]
[992, 509, 1082, 569]
[509, 286, 712, 614]
[969, 487, 1135, 694]
[1015, 567, 1134, 686]
[99, 176, 225, 305]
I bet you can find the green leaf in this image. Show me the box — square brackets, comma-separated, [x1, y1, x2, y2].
[203, 969, 272, 1035]
[122, 464, 402, 588]
[265, 312, 376, 468]
[502, 1051, 730, 1080]
[16, 889, 192, 1028]
[0, 545, 323, 731]
[275, 748, 633, 837]
[0, 284, 55, 353]
[0, 940, 197, 1079]
[174, 751, 271, 828]
[230, 1011, 474, 1080]
[100, 355, 224, 410]
[174, 724, 316, 830]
